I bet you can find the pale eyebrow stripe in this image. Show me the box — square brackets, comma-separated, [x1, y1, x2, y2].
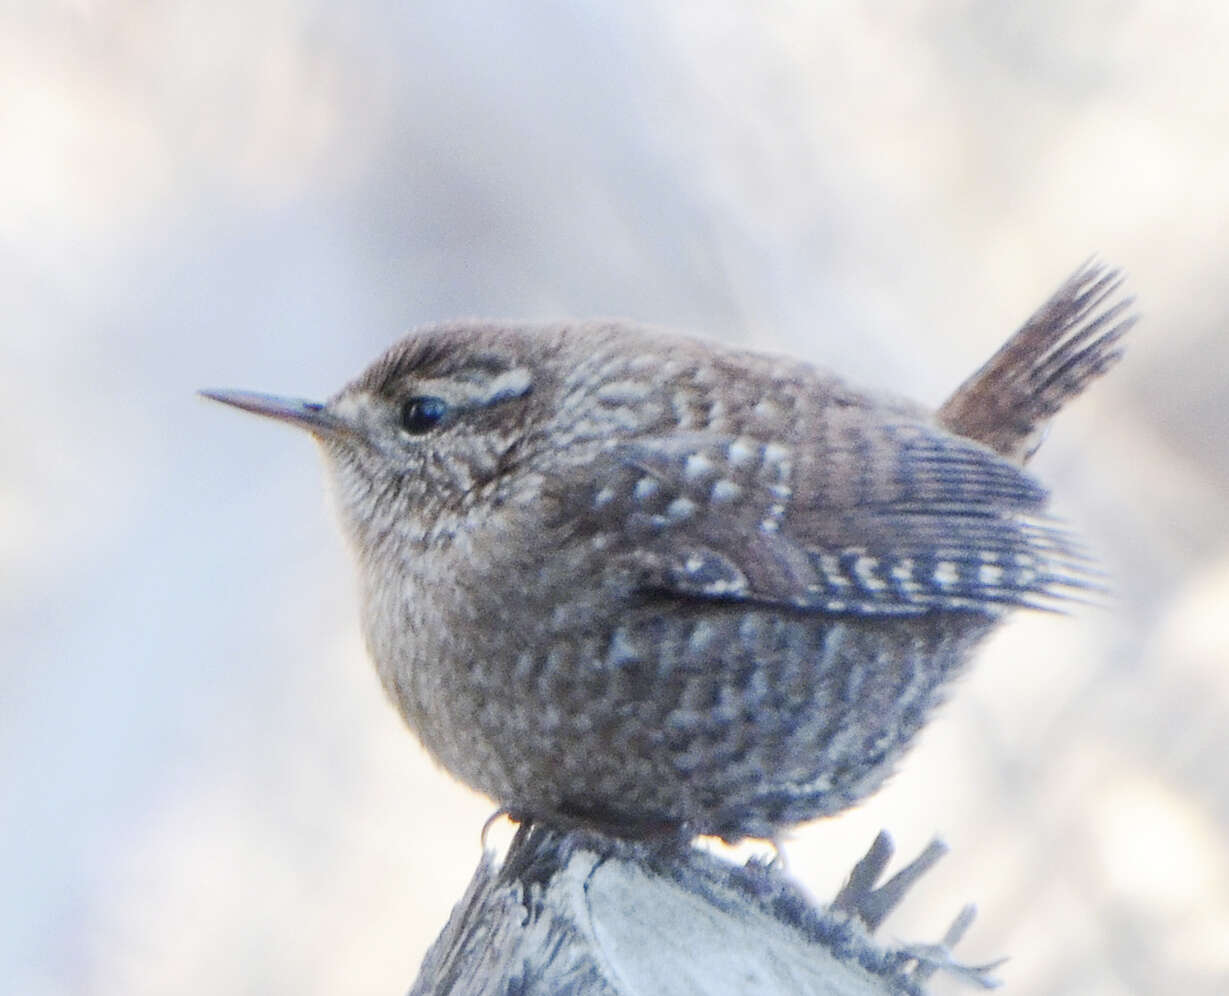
[481, 367, 533, 405]
[408, 366, 533, 409]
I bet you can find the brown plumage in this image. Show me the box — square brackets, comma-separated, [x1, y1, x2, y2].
[203, 261, 1130, 841]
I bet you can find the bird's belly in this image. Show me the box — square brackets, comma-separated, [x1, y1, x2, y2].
[406, 602, 995, 841]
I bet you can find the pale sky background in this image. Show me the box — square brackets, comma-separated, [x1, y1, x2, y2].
[4, 2, 1228, 994]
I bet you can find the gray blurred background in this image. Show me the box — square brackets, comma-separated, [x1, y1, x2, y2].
[4, 2, 1227, 993]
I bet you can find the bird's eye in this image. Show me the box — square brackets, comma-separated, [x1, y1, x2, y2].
[399, 396, 449, 435]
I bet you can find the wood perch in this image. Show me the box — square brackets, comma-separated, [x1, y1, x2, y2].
[410, 824, 1002, 995]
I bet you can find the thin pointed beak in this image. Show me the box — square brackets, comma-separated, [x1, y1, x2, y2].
[199, 388, 351, 439]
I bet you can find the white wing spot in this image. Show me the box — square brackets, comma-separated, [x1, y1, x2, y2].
[933, 561, 960, 587]
[727, 438, 756, 467]
[978, 564, 1005, 586]
[593, 486, 615, 508]
[684, 453, 714, 480]
[819, 553, 850, 588]
[890, 558, 921, 594]
[667, 497, 696, 521]
[710, 479, 741, 503]
[762, 442, 790, 467]
[854, 555, 886, 591]
[634, 476, 659, 502]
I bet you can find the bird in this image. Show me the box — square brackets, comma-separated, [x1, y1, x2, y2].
[202, 262, 1132, 843]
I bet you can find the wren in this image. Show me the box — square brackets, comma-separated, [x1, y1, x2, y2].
[203, 262, 1131, 842]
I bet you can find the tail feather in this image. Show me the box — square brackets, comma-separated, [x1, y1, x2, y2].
[937, 261, 1135, 464]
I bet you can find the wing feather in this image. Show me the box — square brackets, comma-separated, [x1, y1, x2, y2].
[552, 412, 1096, 617]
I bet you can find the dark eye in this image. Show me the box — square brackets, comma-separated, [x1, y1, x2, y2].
[399, 396, 449, 434]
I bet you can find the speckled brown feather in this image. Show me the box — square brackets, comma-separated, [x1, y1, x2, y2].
[206, 263, 1132, 842]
